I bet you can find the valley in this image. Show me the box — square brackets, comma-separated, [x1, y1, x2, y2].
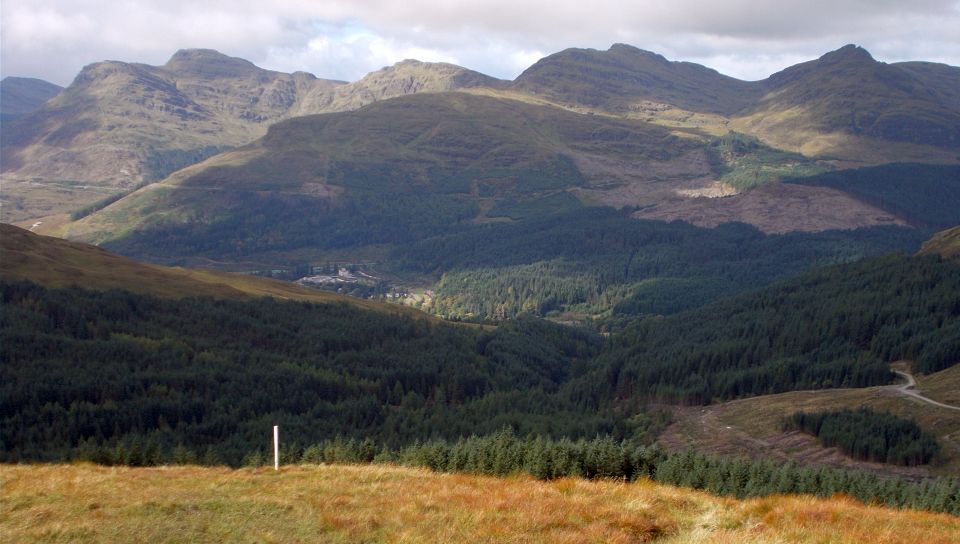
[4, 45, 954, 329]
[2, 36, 960, 539]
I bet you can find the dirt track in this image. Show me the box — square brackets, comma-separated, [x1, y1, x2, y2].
[657, 367, 960, 478]
[892, 370, 960, 412]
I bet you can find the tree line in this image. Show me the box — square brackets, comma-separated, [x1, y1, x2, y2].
[76, 429, 960, 517]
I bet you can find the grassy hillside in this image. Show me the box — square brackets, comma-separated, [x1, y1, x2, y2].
[510, 43, 960, 165]
[916, 362, 960, 405]
[0, 50, 496, 223]
[3, 464, 959, 543]
[0, 50, 335, 184]
[7, 44, 958, 227]
[63, 92, 709, 262]
[0, 223, 424, 316]
[55, 45, 960, 266]
[732, 45, 960, 163]
[512, 43, 760, 115]
[920, 225, 960, 261]
[662, 364, 960, 477]
[56, 92, 927, 289]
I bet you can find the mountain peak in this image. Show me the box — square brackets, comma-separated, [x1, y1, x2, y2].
[764, 44, 878, 88]
[356, 58, 500, 91]
[513, 43, 757, 114]
[164, 49, 262, 78]
[608, 43, 669, 62]
[819, 44, 875, 64]
[608, 43, 639, 53]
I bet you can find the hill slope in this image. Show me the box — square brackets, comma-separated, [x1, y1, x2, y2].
[661, 364, 960, 478]
[784, 163, 960, 229]
[0, 77, 62, 122]
[513, 43, 760, 116]
[584, 252, 960, 403]
[732, 45, 960, 163]
[512, 43, 960, 164]
[1, 50, 337, 187]
[60, 92, 707, 258]
[3, 464, 958, 543]
[6, 44, 958, 229]
[61, 91, 911, 268]
[3, 244, 955, 466]
[0, 51, 499, 223]
[294, 59, 502, 115]
[0, 223, 422, 315]
[920, 225, 960, 261]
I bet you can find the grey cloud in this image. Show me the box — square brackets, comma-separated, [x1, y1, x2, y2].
[1, 0, 958, 86]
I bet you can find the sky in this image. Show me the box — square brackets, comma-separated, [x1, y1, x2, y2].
[2, 0, 959, 87]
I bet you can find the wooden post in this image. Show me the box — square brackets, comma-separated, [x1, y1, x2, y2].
[273, 425, 279, 471]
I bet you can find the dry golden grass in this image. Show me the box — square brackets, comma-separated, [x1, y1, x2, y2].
[919, 226, 960, 262]
[2, 463, 958, 543]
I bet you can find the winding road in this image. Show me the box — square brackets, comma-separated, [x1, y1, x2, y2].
[891, 370, 960, 412]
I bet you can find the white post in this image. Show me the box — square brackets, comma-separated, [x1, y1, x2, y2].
[273, 425, 279, 471]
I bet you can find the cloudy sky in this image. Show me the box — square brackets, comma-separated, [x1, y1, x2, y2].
[2, 0, 959, 86]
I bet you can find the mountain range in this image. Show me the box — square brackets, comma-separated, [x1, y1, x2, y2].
[3, 43, 958, 227]
[0, 49, 495, 223]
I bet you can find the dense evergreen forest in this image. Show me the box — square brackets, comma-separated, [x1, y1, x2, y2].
[581, 253, 960, 404]
[395, 207, 928, 321]
[0, 281, 621, 465]
[785, 408, 940, 466]
[3, 251, 958, 467]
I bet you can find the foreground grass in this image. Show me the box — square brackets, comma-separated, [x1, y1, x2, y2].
[2, 464, 958, 543]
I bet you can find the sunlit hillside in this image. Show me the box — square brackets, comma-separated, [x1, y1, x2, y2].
[0, 223, 432, 319]
[2, 463, 958, 543]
